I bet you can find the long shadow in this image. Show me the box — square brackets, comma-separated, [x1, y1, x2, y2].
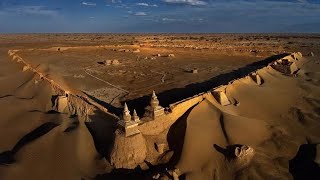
[0, 95, 13, 99]
[219, 114, 230, 144]
[64, 116, 79, 133]
[85, 110, 118, 158]
[289, 144, 320, 180]
[82, 91, 122, 116]
[166, 104, 196, 167]
[125, 53, 289, 116]
[0, 122, 59, 165]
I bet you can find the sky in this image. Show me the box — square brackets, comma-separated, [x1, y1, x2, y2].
[0, 0, 319, 33]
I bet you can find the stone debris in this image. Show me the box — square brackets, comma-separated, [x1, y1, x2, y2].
[192, 68, 198, 74]
[112, 59, 120, 65]
[166, 168, 181, 180]
[232, 145, 255, 169]
[308, 52, 315, 57]
[104, 59, 120, 66]
[172, 168, 181, 180]
[115, 48, 141, 53]
[234, 145, 254, 158]
[118, 49, 126, 52]
[132, 49, 140, 53]
[104, 59, 112, 65]
[152, 173, 161, 179]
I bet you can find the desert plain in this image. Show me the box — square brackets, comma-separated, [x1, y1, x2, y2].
[0, 33, 320, 180]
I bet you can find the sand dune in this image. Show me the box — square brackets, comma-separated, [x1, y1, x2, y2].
[172, 54, 320, 179]
[0, 50, 106, 179]
[0, 37, 320, 180]
[95, 53, 320, 180]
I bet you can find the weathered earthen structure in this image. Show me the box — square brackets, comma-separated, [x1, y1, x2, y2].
[144, 91, 165, 120]
[8, 48, 307, 173]
[250, 72, 263, 85]
[213, 87, 231, 106]
[117, 103, 140, 137]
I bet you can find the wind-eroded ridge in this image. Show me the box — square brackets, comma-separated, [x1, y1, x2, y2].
[8, 49, 118, 119]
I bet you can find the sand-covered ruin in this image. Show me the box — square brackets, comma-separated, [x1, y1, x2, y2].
[0, 34, 320, 180]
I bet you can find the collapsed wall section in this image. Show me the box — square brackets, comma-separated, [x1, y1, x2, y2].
[7, 49, 119, 121]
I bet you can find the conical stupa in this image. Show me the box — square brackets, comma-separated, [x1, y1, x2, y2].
[132, 109, 140, 122]
[150, 90, 160, 108]
[144, 90, 165, 120]
[123, 102, 131, 122]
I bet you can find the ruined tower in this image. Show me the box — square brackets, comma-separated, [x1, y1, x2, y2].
[118, 103, 140, 137]
[144, 90, 165, 120]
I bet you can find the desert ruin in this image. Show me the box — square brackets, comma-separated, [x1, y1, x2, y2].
[0, 34, 320, 180]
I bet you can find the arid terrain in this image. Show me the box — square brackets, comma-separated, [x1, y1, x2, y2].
[0, 34, 320, 180]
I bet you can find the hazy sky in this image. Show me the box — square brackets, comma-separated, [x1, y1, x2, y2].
[0, 0, 319, 33]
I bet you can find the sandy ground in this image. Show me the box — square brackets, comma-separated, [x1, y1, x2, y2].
[15, 45, 261, 110]
[175, 55, 320, 179]
[0, 48, 107, 179]
[0, 34, 319, 180]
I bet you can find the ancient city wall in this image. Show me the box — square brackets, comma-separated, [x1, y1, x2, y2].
[138, 93, 209, 135]
[8, 48, 304, 138]
[8, 49, 119, 121]
[135, 52, 304, 136]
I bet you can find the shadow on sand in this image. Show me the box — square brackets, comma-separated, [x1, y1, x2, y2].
[289, 143, 320, 180]
[0, 122, 59, 165]
[86, 110, 118, 158]
[124, 53, 289, 116]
